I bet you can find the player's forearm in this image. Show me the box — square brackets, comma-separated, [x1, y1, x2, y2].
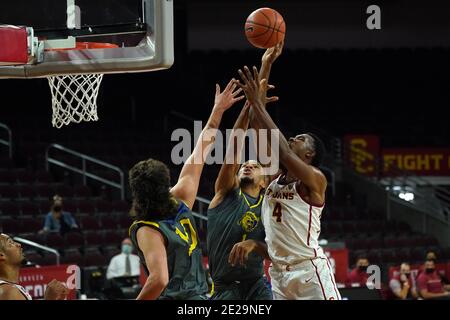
[251, 99, 291, 160]
[136, 277, 167, 300]
[253, 241, 270, 260]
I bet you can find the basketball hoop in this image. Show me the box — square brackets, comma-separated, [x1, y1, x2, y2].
[46, 42, 118, 129]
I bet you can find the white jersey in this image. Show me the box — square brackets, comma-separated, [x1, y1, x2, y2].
[0, 279, 33, 300]
[262, 176, 326, 266]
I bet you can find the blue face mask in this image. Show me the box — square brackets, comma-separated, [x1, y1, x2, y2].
[122, 244, 132, 255]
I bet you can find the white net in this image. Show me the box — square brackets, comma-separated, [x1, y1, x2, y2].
[47, 74, 104, 128]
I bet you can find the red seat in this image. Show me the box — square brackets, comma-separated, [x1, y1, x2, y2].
[100, 216, 117, 230]
[0, 170, 14, 184]
[0, 185, 19, 200]
[2, 218, 20, 234]
[85, 231, 105, 246]
[77, 200, 95, 214]
[80, 216, 100, 230]
[17, 217, 42, 233]
[117, 215, 132, 229]
[112, 200, 130, 213]
[74, 185, 92, 199]
[17, 186, 37, 200]
[84, 248, 108, 267]
[45, 233, 64, 249]
[62, 248, 84, 266]
[35, 185, 54, 200]
[64, 232, 85, 248]
[103, 230, 124, 246]
[0, 202, 21, 216]
[102, 246, 121, 261]
[95, 200, 113, 213]
[23, 250, 43, 265]
[35, 171, 53, 184]
[15, 171, 34, 185]
[20, 202, 40, 216]
[54, 185, 74, 198]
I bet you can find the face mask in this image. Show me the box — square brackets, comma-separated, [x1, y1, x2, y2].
[359, 266, 368, 272]
[425, 268, 435, 274]
[403, 272, 410, 278]
[53, 205, 62, 212]
[122, 244, 132, 255]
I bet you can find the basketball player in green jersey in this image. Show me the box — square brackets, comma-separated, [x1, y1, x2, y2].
[128, 79, 244, 300]
[207, 42, 283, 300]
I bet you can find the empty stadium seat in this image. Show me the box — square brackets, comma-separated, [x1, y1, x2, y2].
[23, 250, 43, 265]
[77, 200, 95, 214]
[17, 217, 42, 233]
[64, 232, 85, 248]
[17, 186, 36, 200]
[0, 202, 21, 216]
[74, 185, 92, 199]
[84, 248, 108, 267]
[100, 216, 117, 230]
[44, 233, 65, 249]
[80, 216, 101, 230]
[102, 246, 121, 261]
[2, 218, 19, 234]
[85, 231, 105, 247]
[62, 248, 84, 266]
[0, 185, 18, 200]
[20, 202, 40, 216]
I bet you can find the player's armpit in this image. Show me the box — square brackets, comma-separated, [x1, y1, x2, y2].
[136, 226, 169, 300]
[0, 285, 27, 300]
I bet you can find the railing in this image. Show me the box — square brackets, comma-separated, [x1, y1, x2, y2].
[13, 236, 60, 266]
[377, 162, 450, 223]
[45, 144, 125, 200]
[0, 122, 12, 158]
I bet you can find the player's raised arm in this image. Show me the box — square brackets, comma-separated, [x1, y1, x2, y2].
[170, 79, 244, 209]
[248, 41, 283, 131]
[236, 66, 326, 197]
[209, 101, 250, 209]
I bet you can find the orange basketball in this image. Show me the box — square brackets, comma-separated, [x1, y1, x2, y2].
[245, 8, 286, 49]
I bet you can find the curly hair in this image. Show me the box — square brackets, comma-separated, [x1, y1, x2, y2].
[129, 159, 178, 221]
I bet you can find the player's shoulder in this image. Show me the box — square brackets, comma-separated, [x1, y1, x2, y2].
[0, 283, 27, 300]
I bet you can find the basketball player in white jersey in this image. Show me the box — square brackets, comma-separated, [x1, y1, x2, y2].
[236, 67, 341, 300]
[0, 233, 69, 300]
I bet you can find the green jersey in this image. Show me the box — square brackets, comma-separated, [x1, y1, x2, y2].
[207, 188, 266, 286]
[129, 200, 208, 300]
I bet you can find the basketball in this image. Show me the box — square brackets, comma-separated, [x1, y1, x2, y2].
[245, 8, 286, 49]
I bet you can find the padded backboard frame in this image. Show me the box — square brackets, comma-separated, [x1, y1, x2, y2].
[0, 0, 173, 78]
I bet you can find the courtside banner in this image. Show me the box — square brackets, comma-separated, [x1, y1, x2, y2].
[344, 135, 380, 176]
[382, 148, 450, 176]
[325, 248, 349, 284]
[19, 264, 78, 300]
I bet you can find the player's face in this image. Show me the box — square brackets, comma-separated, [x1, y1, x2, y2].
[288, 134, 314, 163]
[0, 234, 25, 266]
[238, 161, 264, 187]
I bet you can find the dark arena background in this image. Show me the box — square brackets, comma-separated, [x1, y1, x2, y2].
[1, 0, 450, 304]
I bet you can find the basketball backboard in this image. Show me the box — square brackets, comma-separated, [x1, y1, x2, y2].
[0, 0, 174, 78]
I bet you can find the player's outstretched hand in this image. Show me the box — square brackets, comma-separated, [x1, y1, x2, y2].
[262, 40, 284, 65]
[228, 240, 258, 267]
[214, 78, 245, 113]
[44, 279, 70, 300]
[236, 66, 266, 107]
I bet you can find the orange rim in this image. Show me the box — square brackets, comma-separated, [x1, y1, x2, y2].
[46, 41, 119, 52]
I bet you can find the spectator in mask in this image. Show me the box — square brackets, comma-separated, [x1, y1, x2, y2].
[39, 195, 78, 236]
[106, 238, 141, 280]
[346, 255, 370, 287]
[389, 262, 418, 300]
[417, 259, 450, 300]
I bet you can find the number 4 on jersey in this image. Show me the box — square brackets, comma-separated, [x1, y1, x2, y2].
[272, 203, 283, 222]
